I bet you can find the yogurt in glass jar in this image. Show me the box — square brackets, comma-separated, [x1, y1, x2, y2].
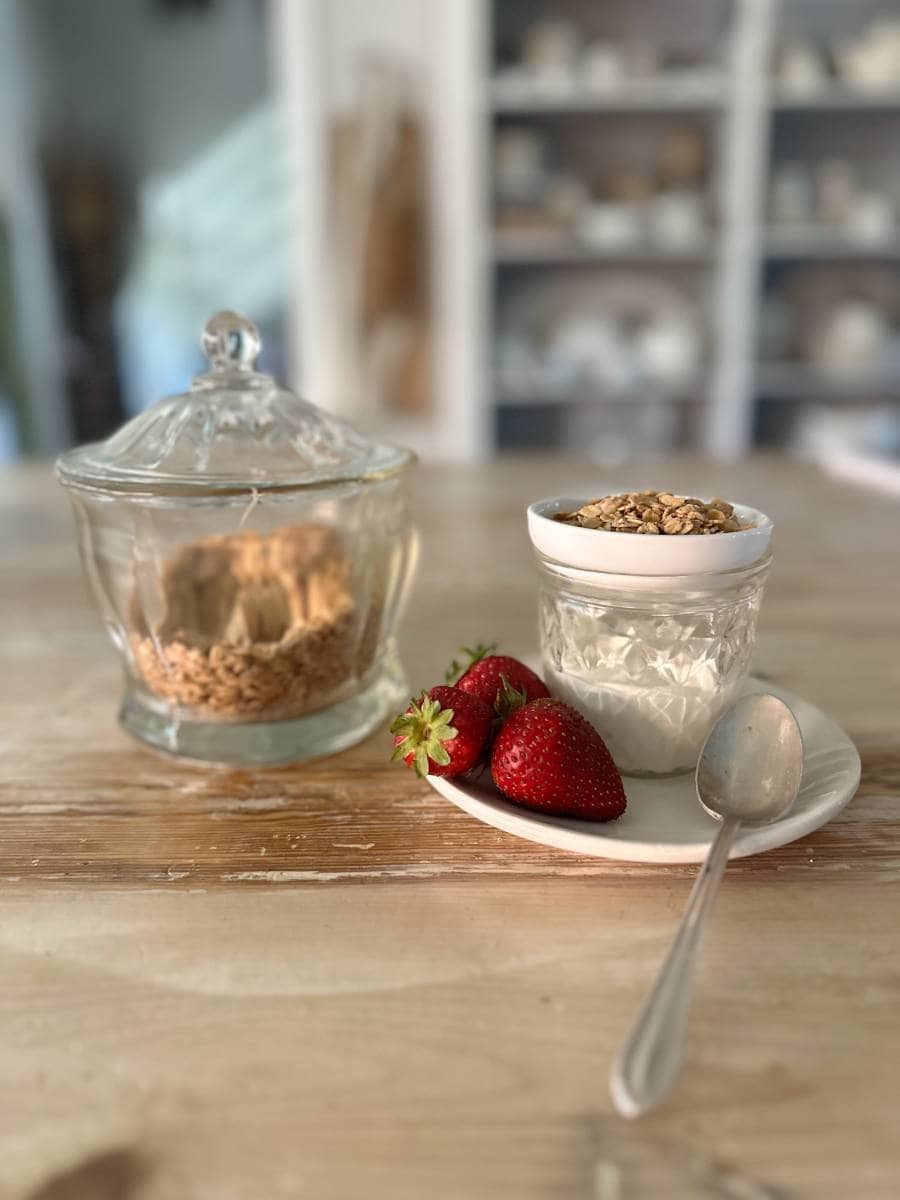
[528, 496, 773, 777]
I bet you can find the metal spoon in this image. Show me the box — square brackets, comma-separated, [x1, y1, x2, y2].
[610, 692, 804, 1118]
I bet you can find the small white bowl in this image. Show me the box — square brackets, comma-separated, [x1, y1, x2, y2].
[527, 496, 773, 576]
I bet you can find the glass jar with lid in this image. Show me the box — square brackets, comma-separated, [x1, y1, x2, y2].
[56, 311, 418, 765]
[528, 497, 774, 777]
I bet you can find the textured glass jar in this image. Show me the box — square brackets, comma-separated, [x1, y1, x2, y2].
[529, 498, 773, 777]
[56, 311, 418, 766]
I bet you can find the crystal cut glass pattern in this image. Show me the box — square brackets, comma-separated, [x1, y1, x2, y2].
[539, 566, 768, 777]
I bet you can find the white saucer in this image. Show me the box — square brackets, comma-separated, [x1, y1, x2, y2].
[426, 681, 860, 864]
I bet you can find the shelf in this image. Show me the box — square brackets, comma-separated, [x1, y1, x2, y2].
[764, 229, 900, 260]
[492, 231, 713, 265]
[490, 81, 724, 115]
[756, 363, 900, 401]
[770, 87, 900, 112]
[495, 378, 705, 408]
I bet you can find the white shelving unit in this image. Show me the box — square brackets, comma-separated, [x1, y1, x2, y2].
[487, 0, 774, 458]
[754, 0, 900, 459]
[273, 0, 900, 463]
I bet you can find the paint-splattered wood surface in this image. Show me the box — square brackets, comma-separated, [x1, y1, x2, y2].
[1, 459, 898, 1200]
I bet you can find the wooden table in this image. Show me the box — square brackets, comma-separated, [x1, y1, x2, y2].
[1, 459, 898, 1200]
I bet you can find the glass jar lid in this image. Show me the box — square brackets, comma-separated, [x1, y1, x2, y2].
[57, 311, 415, 495]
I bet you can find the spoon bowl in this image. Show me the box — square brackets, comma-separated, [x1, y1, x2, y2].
[697, 692, 804, 825]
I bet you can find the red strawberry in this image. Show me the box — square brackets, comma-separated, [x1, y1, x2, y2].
[448, 644, 550, 713]
[390, 685, 492, 779]
[491, 698, 626, 822]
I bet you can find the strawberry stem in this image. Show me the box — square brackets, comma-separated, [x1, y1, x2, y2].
[493, 673, 528, 721]
[444, 641, 498, 685]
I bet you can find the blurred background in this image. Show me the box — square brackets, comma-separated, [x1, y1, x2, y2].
[2, 0, 900, 480]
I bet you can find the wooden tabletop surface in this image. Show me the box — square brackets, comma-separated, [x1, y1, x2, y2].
[1, 458, 897, 1200]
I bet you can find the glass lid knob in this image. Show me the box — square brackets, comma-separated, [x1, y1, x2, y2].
[201, 310, 261, 373]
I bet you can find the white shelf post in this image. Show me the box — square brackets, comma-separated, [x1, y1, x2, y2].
[267, 0, 337, 408]
[706, 0, 775, 457]
[426, 0, 492, 462]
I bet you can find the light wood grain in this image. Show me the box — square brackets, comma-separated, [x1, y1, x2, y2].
[1, 459, 898, 1200]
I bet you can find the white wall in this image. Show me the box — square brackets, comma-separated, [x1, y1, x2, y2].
[0, 0, 68, 453]
[6, 0, 271, 448]
[27, 0, 269, 188]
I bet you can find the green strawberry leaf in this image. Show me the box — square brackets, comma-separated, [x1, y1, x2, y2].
[444, 641, 498, 684]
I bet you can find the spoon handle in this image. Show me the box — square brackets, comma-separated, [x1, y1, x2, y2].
[610, 815, 740, 1118]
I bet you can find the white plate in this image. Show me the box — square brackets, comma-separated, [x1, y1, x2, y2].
[427, 681, 860, 864]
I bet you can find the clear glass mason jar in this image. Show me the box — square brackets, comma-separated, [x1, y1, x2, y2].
[529, 498, 773, 778]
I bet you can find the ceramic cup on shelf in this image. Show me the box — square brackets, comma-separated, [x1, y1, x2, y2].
[776, 39, 828, 95]
[809, 299, 889, 373]
[633, 312, 701, 383]
[816, 159, 858, 228]
[543, 173, 591, 226]
[579, 42, 625, 93]
[494, 127, 547, 205]
[648, 190, 706, 248]
[845, 192, 895, 244]
[522, 18, 580, 97]
[576, 202, 643, 248]
[770, 163, 814, 227]
[834, 16, 900, 92]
